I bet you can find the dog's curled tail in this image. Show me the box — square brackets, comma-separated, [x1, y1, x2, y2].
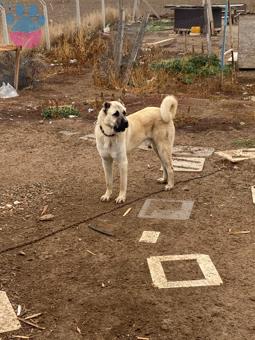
[160, 95, 178, 123]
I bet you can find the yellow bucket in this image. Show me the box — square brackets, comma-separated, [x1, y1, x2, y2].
[191, 26, 201, 34]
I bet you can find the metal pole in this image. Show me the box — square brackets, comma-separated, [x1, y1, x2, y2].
[39, 0, 51, 50]
[221, 1, 228, 69]
[0, 5, 10, 44]
[76, 0, 81, 28]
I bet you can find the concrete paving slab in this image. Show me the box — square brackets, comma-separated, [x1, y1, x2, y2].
[138, 199, 194, 220]
[173, 157, 205, 172]
[0, 291, 20, 333]
[147, 254, 223, 289]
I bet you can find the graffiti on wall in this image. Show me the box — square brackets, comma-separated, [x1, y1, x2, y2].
[2, 3, 45, 48]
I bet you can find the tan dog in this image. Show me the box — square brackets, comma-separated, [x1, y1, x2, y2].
[95, 95, 178, 203]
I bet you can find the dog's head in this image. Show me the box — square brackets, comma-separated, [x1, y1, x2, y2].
[99, 101, 129, 133]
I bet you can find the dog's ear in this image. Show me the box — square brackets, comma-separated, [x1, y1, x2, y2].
[103, 102, 111, 113]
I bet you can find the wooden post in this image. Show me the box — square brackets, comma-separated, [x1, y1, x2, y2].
[132, 0, 138, 22]
[101, 0, 106, 31]
[75, 0, 81, 28]
[228, 0, 235, 81]
[114, 5, 125, 75]
[14, 47, 22, 90]
[39, 0, 51, 50]
[142, 0, 160, 20]
[207, 0, 214, 35]
[204, 0, 212, 55]
[123, 14, 149, 86]
[0, 5, 10, 44]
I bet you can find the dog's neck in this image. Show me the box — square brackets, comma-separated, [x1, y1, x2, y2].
[100, 125, 116, 137]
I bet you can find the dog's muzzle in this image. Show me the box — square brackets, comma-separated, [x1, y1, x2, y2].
[114, 117, 129, 132]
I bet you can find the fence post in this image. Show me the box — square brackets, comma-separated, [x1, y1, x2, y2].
[76, 0, 81, 28]
[39, 0, 51, 50]
[101, 0, 106, 31]
[114, 5, 125, 76]
[123, 14, 149, 86]
[0, 5, 10, 44]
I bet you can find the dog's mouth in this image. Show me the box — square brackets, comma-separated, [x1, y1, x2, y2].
[114, 119, 129, 133]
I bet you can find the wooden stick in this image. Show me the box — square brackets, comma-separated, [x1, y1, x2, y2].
[123, 207, 132, 216]
[14, 47, 21, 91]
[18, 317, 45, 330]
[25, 313, 43, 320]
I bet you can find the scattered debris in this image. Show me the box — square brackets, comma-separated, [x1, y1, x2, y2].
[24, 313, 42, 320]
[79, 134, 96, 141]
[14, 201, 21, 205]
[59, 131, 79, 136]
[88, 224, 114, 237]
[39, 214, 55, 222]
[16, 305, 22, 317]
[123, 207, 132, 217]
[18, 317, 45, 330]
[173, 145, 214, 158]
[251, 186, 255, 204]
[18, 251, 26, 256]
[6, 204, 13, 209]
[41, 205, 48, 216]
[228, 229, 250, 235]
[101, 282, 105, 288]
[11, 336, 30, 339]
[215, 149, 255, 162]
[137, 337, 150, 340]
[0, 82, 18, 99]
[86, 250, 96, 256]
[76, 326, 82, 334]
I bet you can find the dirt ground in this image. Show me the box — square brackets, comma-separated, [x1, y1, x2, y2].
[1, 23, 255, 340]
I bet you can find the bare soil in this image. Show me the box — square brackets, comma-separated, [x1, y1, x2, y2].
[0, 27, 255, 340]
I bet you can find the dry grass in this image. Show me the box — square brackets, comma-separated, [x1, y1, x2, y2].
[46, 7, 119, 64]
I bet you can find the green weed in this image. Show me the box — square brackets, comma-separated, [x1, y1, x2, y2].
[42, 106, 80, 119]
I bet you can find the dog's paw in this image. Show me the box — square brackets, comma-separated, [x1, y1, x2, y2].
[157, 177, 167, 184]
[165, 184, 174, 191]
[100, 193, 111, 202]
[115, 195, 126, 204]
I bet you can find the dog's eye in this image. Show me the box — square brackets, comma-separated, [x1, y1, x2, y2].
[113, 111, 119, 117]
[123, 111, 126, 116]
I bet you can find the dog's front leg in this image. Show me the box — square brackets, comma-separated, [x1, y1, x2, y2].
[101, 158, 113, 202]
[115, 158, 128, 204]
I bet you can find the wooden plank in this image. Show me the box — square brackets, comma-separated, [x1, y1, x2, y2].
[238, 15, 255, 69]
[14, 47, 21, 90]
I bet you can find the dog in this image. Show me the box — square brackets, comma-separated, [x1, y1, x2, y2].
[95, 95, 178, 203]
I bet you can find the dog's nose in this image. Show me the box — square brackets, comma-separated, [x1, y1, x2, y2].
[124, 120, 129, 128]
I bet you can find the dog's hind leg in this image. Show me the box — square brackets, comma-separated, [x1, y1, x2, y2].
[154, 143, 174, 190]
[101, 158, 113, 201]
[152, 142, 168, 184]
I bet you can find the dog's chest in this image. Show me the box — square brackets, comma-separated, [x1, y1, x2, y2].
[99, 138, 123, 159]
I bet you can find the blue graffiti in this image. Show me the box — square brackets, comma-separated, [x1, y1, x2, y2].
[6, 3, 45, 33]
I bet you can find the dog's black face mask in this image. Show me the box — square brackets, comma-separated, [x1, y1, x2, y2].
[113, 111, 129, 133]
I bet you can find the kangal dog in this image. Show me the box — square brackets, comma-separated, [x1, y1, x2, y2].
[95, 95, 178, 203]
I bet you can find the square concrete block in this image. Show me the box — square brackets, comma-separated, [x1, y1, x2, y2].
[139, 231, 160, 243]
[0, 291, 20, 333]
[138, 199, 194, 220]
[147, 254, 223, 289]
